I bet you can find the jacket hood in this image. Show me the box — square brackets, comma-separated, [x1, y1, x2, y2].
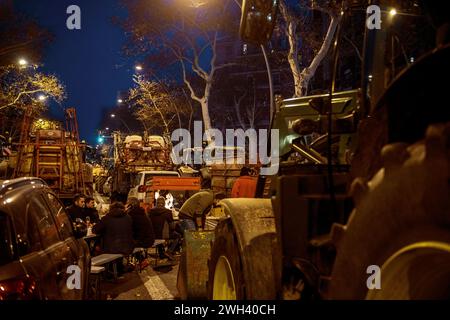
[109, 202, 126, 218]
[149, 207, 170, 217]
[128, 206, 146, 216]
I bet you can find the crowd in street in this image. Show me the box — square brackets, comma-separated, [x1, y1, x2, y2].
[66, 193, 183, 272]
[65, 166, 258, 274]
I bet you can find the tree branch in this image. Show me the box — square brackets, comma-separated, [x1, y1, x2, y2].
[0, 89, 42, 111]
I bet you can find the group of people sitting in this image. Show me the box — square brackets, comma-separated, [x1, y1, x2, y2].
[66, 193, 182, 270]
[64, 166, 258, 272]
[91, 196, 181, 261]
[66, 194, 100, 224]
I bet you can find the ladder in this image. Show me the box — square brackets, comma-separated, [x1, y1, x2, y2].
[65, 108, 86, 195]
[35, 129, 64, 192]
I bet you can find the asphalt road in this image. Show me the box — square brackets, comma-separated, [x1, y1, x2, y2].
[101, 259, 180, 300]
[92, 192, 181, 300]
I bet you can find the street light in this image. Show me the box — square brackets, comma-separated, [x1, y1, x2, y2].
[18, 58, 28, 66]
[38, 95, 47, 102]
[110, 114, 116, 118]
[389, 8, 397, 17]
[135, 65, 143, 71]
[117, 99, 123, 104]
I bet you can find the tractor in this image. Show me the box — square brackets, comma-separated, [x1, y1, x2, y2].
[178, 0, 450, 300]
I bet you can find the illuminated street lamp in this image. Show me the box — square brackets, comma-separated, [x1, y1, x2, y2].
[389, 8, 397, 17]
[38, 95, 47, 102]
[18, 58, 28, 66]
[135, 65, 143, 71]
[110, 114, 131, 133]
[117, 99, 123, 104]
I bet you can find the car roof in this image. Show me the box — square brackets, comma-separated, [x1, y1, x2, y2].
[139, 171, 179, 175]
[0, 177, 47, 197]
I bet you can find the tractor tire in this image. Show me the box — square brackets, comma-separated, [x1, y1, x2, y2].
[207, 218, 245, 300]
[330, 123, 450, 299]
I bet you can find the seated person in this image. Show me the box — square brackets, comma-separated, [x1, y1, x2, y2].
[126, 197, 155, 248]
[92, 202, 134, 256]
[84, 197, 100, 224]
[66, 194, 86, 223]
[147, 197, 180, 260]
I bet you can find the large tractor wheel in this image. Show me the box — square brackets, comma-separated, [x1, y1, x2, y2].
[207, 199, 280, 300]
[330, 123, 450, 299]
[208, 218, 245, 300]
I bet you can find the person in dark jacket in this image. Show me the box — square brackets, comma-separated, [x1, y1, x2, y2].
[148, 197, 174, 238]
[126, 197, 155, 248]
[66, 194, 86, 223]
[84, 197, 100, 223]
[147, 197, 180, 260]
[92, 202, 134, 256]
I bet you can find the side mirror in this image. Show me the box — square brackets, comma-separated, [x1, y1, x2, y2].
[240, 0, 279, 45]
[73, 218, 87, 239]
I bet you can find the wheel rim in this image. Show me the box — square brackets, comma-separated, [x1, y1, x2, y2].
[212, 256, 237, 300]
[366, 241, 450, 300]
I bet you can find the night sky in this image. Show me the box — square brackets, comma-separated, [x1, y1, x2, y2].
[15, 0, 136, 144]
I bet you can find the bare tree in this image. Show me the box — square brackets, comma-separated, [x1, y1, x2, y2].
[128, 76, 193, 137]
[0, 65, 64, 112]
[118, 0, 238, 139]
[231, 79, 264, 130]
[280, 0, 341, 96]
[0, 64, 65, 142]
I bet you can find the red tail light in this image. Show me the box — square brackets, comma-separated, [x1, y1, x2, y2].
[0, 276, 38, 300]
[138, 185, 147, 192]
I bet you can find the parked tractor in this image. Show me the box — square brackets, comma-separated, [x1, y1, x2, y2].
[178, 0, 450, 300]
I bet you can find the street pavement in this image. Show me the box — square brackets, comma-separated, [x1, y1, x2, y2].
[101, 260, 180, 300]
[92, 192, 180, 300]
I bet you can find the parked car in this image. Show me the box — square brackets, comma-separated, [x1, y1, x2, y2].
[0, 177, 90, 300]
[127, 170, 179, 203]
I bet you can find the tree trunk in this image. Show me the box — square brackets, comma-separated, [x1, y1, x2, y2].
[201, 99, 212, 135]
[201, 76, 214, 142]
[280, 0, 340, 97]
[300, 13, 339, 95]
[280, 1, 303, 97]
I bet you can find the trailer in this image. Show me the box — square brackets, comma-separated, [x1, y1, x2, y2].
[109, 132, 174, 202]
[11, 107, 89, 202]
